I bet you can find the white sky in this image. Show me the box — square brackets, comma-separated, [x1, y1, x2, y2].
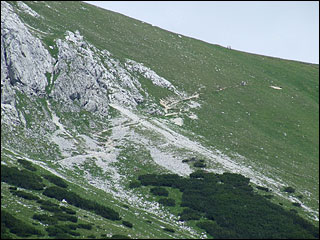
[84, 1, 319, 64]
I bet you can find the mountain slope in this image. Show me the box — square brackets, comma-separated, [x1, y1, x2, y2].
[1, 1, 319, 239]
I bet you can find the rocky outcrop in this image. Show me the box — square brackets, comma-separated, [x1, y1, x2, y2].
[1, 1, 53, 104]
[51, 30, 146, 115]
[1, 1, 180, 119]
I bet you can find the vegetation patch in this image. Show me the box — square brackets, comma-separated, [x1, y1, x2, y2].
[193, 161, 206, 168]
[54, 212, 78, 222]
[256, 186, 270, 192]
[292, 202, 302, 207]
[42, 174, 68, 188]
[122, 220, 133, 228]
[40, 204, 63, 213]
[60, 206, 77, 215]
[10, 190, 40, 201]
[77, 223, 93, 230]
[1, 165, 45, 190]
[134, 172, 319, 239]
[2, 210, 44, 238]
[32, 213, 58, 225]
[283, 186, 296, 193]
[111, 234, 131, 239]
[37, 199, 59, 206]
[37, 199, 62, 214]
[189, 170, 207, 179]
[128, 180, 141, 188]
[150, 187, 169, 197]
[43, 186, 120, 220]
[163, 227, 175, 233]
[157, 198, 176, 207]
[179, 208, 202, 221]
[17, 159, 37, 171]
[46, 224, 79, 237]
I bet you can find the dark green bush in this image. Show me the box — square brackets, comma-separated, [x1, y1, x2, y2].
[65, 224, 78, 230]
[37, 199, 63, 213]
[54, 212, 78, 222]
[218, 172, 250, 187]
[60, 206, 76, 215]
[37, 199, 59, 206]
[11, 190, 39, 200]
[122, 220, 133, 228]
[42, 186, 67, 201]
[77, 223, 92, 230]
[138, 174, 183, 188]
[45, 226, 62, 237]
[163, 227, 175, 233]
[2, 210, 43, 237]
[292, 202, 302, 207]
[179, 208, 201, 221]
[17, 159, 37, 171]
[190, 170, 207, 179]
[193, 161, 206, 168]
[111, 234, 131, 239]
[128, 181, 141, 188]
[158, 198, 175, 207]
[1, 165, 44, 190]
[69, 231, 80, 236]
[283, 186, 295, 193]
[138, 174, 160, 186]
[135, 172, 319, 239]
[197, 220, 237, 239]
[46, 225, 78, 237]
[46, 224, 81, 238]
[32, 214, 58, 225]
[150, 187, 169, 196]
[40, 204, 63, 213]
[256, 186, 270, 192]
[183, 157, 197, 162]
[42, 174, 68, 188]
[43, 186, 120, 220]
[264, 195, 274, 199]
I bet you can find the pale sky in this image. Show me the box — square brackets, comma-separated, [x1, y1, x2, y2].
[84, 1, 319, 64]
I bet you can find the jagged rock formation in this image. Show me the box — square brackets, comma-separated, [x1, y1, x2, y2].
[1, 1, 180, 120]
[1, 1, 53, 104]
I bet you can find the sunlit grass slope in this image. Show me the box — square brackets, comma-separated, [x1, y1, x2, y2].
[10, 0, 319, 223]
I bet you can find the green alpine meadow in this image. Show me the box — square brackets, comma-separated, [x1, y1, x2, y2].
[1, 1, 319, 239]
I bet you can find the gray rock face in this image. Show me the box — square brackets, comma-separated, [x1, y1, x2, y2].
[1, 1, 180, 120]
[51, 30, 146, 115]
[1, 1, 53, 102]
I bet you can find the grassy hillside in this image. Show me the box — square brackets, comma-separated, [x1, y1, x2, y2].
[1, 158, 201, 239]
[2, 1, 319, 238]
[22, 0, 318, 211]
